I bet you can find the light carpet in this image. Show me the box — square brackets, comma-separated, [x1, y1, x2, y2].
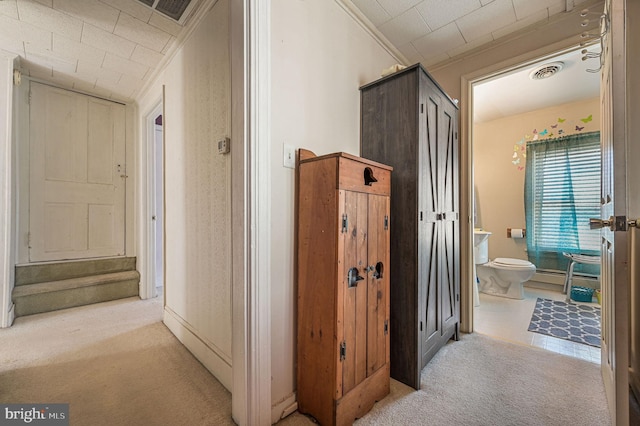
[0, 296, 233, 426]
[1, 296, 610, 426]
[283, 333, 611, 426]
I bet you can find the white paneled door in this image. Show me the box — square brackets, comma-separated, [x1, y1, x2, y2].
[29, 82, 126, 262]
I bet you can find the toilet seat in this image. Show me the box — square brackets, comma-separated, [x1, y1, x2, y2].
[490, 258, 535, 270]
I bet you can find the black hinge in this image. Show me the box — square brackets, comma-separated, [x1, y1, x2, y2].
[420, 321, 423, 331]
[384, 215, 389, 230]
[384, 319, 389, 335]
[420, 103, 424, 113]
[340, 341, 346, 361]
[341, 214, 348, 233]
[456, 294, 460, 302]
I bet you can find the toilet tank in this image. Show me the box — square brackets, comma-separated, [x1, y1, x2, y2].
[473, 230, 491, 264]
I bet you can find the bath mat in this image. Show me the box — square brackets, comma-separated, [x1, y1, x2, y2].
[527, 298, 601, 347]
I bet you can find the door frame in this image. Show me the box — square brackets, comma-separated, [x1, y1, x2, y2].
[142, 99, 164, 301]
[460, 41, 586, 333]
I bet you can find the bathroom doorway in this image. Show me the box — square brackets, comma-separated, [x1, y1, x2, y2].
[147, 101, 164, 299]
[470, 45, 601, 363]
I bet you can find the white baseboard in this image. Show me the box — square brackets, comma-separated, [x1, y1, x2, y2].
[271, 392, 297, 424]
[163, 306, 232, 391]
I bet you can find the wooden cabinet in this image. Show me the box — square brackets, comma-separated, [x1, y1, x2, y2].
[296, 150, 392, 426]
[360, 63, 460, 390]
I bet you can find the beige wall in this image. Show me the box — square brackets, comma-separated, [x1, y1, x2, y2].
[137, 0, 232, 390]
[270, 0, 396, 420]
[474, 97, 600, 261]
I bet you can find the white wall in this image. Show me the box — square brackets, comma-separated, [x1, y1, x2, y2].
[0, 52, 17, 327]
[474, 98, 600, 261]
[269, 0, 397, 421]
[136, 0, 232, 390]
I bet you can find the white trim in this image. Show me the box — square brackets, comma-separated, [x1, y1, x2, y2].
[230, 0, 272, 424]
[141, 100, 163, 301]
[271, 393, 297, 424]
[334, 0, 407, 65]
[163, 306, 233, 390]
[0, 55, 16, 328]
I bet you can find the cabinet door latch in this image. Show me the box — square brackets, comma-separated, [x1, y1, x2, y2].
[340, 341, 346, 361]
[384, 215, 389, 230]
[384, 319, 389, 335]
[341, 214, 348, 233]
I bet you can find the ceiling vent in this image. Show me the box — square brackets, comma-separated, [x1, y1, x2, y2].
[529, 62, 564, 80]
[137, 0, 193, 23]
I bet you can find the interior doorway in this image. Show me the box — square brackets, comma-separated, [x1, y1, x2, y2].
[148, 102, 164, 298]
[469, 45, 601, 363]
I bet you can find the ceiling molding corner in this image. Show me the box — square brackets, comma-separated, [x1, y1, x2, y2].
[334, 0, 409, 66]
[136, 0, 218, 102]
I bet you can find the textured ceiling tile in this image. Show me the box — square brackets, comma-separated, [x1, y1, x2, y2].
[0, 14, 52, 50]
[412, 22, 465, 59]
[0, 38, 26, 57]
[100, 0, 153, 22]
[33, 0, 53, 6]
[117, 74, 144, 95]
[18, 0, 83, 41]
[77, 60, 122, 84]
[97, 76, 135, 100]
[512, 0, 563, 20]
[352, 0, 391, 26]
[377, 0, 423, 17]
[149, 11, 182, 36]
[82, 23, 136, 58]
[480, 0, 495, 4]
[379, 8, 431, 47]
[416, 0, 482, 30]
[130, 44, 163, 68]
[421, 52, 450, 68]
[398, 42, 424, 65]
[447, 33, 493, 58]
[53, 33, 106, 65]
[162, 36, 175, 54]
[455, 0, 516, 41]
[24, 43, 77, 74]
[53, 0, 120, 32]
[492, 9, 548, 40]
[114, 12, 172, 52]
[0, 0, 19, 19]
[102, 52, 149, 80]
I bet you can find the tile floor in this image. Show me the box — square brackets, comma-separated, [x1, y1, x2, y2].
[474, 285, 602, 364]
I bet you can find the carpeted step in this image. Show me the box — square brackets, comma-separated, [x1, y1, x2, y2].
[15, 257, 137, 286]
[12, 271, 140, 317]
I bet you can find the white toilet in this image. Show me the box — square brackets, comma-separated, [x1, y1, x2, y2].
[474, 230, 536, 300]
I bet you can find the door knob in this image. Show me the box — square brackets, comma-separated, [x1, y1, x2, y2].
[589, 216, 640, 231]
[589, 217, 613, 230]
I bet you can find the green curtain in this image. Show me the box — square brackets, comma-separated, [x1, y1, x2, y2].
[524, 131, 601, 274]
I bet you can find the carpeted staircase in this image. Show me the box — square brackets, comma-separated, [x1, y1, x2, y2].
[12, 257, 140, 317]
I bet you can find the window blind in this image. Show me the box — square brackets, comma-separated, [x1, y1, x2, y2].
[525, 131, 601, 272]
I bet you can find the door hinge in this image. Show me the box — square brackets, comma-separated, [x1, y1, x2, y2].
[420, 103, 424, 114]
[28, 89, 31, 105]
[419, 211, 423, 221]
[456, 293, 460, 302]
[340, 341, 346, 361]
[341, 214, 348, 233]
[384, 215, 389, 230]
[420, 321, 423, 331]
[27, 232, 31, 248]
[384, 319, 389, 335]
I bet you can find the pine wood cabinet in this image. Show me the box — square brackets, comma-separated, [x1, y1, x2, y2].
[360, 63, 460, 390]
[296, 150, 392, 426]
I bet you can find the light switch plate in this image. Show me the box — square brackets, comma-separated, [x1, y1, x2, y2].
[283, 144, 295, 168]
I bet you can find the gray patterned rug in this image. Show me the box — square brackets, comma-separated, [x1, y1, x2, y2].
[527, 298, 601, 347]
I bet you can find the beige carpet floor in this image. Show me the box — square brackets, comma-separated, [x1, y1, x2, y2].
[1, 296, 611, 425]
[0, 296, 233, 426]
